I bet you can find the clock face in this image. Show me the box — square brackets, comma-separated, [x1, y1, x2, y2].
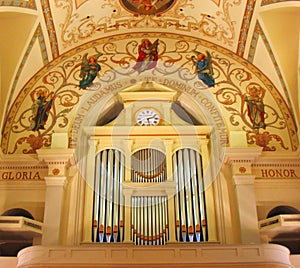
[136, 109, 160, 126]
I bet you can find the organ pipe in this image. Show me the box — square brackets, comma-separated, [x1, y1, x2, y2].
[93, 149, 124, 243]
[92, 147, 207, 245]
[173, 148, 207, 243]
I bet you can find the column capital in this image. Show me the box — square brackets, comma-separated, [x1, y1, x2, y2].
[37, 148, 74, 176]
[224, 147, 262, 165]
[224, 147, 262, 175]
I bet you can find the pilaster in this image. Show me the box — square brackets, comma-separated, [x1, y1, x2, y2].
[37, 149, 74, 246]
[224, 147, 262, 244]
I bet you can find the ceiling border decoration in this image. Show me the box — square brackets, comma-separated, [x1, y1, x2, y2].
[41, 0, 59, 59]
[236, 0, 256, 57]
[248, 21, 294, 117]
[261, 0, 296, 6]
[6, 24, 49, 118]
[0, 0, 36, 9]
[0, 32, 298, 155]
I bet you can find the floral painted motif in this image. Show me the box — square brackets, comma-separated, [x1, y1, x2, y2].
[1, 35, 297, 154]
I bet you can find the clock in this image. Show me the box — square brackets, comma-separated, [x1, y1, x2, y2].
[135, 108, 161, 126]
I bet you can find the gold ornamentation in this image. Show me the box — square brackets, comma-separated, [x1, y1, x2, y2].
[54, 0, 241, 48]
[239, 166, 246, 173]
[52, 168, 60, 175]
[247, 131, 289, 151]
[2, 33, 297, 154]
[9, 134, 49, 154]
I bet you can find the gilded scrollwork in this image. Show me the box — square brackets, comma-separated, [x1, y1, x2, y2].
[54, 0, 241, 49]
[8, 55, 82, 154]
[2, 34, 296, 154]
[212, 52, 288, 150]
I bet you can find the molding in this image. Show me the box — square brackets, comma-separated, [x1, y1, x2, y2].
[254, 178, 300, 188]
[17, 244, 292, 267]
[44, 176, 67, 187]
[0, 180, 45, 190]
[224, 147, 263, 165]
[37, 149, 75, 165]
[233, 175, 256, 186]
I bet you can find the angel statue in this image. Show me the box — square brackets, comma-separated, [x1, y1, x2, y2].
[79, 53, 102, 89]
[191, 51, 215, 87]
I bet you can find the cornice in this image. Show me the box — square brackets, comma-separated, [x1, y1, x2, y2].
[37, 149, 75, 166]
[224, 147, 263, 165]
[253, 148, 300, 168]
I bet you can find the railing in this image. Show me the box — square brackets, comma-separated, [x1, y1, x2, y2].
[0, 216, 43, 241]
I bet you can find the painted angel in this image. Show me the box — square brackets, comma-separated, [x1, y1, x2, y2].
[133, 39, 159, 73]
[79, 53, 102, 89]
[191, 51, 215, 87]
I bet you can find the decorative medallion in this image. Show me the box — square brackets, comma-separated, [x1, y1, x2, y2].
[120, 0, 175, 15]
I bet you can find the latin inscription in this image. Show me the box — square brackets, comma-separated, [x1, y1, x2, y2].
[1, 171, 42, 180]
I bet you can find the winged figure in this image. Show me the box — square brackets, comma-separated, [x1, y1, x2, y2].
[191, 50, 215, 87]
[133, 39, 159, 73]
[79, 53, 102, 89]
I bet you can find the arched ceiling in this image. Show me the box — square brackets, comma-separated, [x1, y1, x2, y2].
[0, 0, 299, 154]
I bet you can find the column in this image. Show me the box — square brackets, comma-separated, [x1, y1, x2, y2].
[200, 139, 218, 242]
[164, 140, 176, 242]
[82, 138, 97, 242]
[122, 189, 133, 243]
[37, 148, 74, 246]
[225, 147, 262, 244]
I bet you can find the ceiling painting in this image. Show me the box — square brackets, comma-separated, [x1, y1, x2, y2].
[6, 25, 49, 118]
[261, 0, 294, 5]
[120, 0, 175, 15]
[42, 0, 59, 59]
[1, 33, 297, 155]
[0, 0, 36, 9]
[50, 0, 244, 52]
[236, 0, 257, 57]
[248, 21, 293, 114]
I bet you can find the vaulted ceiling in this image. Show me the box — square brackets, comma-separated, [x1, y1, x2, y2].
[0, 0, 299, 155]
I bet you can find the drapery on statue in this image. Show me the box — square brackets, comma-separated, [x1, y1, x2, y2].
[29, 90, 55, 131]
[191, 51, 215, 87]
[133, 39, 159, 73]
[242, 83, 266, 129]
[79, 53, 102, 89]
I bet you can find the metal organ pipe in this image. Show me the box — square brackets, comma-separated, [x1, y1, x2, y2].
[92, 149, 124, 243]
[173, 148, 207, 243]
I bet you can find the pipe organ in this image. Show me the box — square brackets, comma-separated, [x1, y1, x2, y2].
[91, 146, 207, 245]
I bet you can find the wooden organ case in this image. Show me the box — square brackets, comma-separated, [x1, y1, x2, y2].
[82, 83, 217, 245]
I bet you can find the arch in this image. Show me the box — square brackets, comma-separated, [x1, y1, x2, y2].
[131, 148, 166, 183]
[2, 33, 297, 155]
[1, 208, 34, 220]
[267, 205, 300, 218]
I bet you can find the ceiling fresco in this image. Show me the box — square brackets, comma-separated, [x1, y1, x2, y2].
[0, 0, 299, 156]
[1, 33, 297, 154]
